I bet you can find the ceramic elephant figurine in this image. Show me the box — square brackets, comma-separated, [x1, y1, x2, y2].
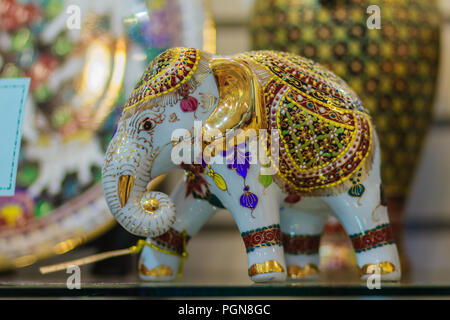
[102, 47, 401, 283]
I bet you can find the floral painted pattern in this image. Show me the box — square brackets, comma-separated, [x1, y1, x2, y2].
[241, 224, 282, 253]
[181, 163, 224, 209]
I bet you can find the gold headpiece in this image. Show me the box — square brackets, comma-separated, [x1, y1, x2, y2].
[122, 47, 212, 117]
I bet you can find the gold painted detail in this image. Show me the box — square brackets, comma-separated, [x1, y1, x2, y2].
[139, 264, 173, 277]
[203, 57, 266, 136]
[13, 255, 37, 269]
[53, 238, 84, 255]
[248, 260, 285, 277]
[140, 197, 160, 213]
[118, 175, 134, 207]
[287, 264, 319, 279]
[199, 92, 217, 114]
[360, 262, 396, 275]
[371, 202, 383, 222]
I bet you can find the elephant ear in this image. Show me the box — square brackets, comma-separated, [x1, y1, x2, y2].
[203, 58, 265, 137]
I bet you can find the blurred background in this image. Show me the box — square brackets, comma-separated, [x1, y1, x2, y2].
[0, 0, 449, 285]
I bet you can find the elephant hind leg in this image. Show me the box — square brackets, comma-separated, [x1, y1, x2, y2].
[280, 205, 330, 280]
[139, 179, 219, 281]
[322, 150, 401, 281]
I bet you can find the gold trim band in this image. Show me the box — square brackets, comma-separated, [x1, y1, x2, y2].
[139, 264, 173, 277]
[248, 260, 284, 277]
[360, 262, 396, 275]
[287, 264, 319, 279]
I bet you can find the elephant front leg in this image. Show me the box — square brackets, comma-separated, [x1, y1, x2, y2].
[207, 164, 286, 283]
[323, 148, 401, 281]
[139, 179, 218, 281]
[241, 216, 286, 283]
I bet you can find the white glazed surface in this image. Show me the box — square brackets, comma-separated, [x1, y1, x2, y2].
[138, 145, 400, 282]
[103, 53, 401, 283]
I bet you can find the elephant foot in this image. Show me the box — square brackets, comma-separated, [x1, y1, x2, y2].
[138, 241, 182, 282]
[285, 253, 320, 280]
[138, 264, 177, 281]
[356, 244, 402, 282]
[251, 272, 287, 283]
[287, 264, 320, 280]
[248, 260, 287, 283]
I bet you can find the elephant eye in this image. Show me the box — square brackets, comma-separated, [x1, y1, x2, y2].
[141, 118, 154, 131]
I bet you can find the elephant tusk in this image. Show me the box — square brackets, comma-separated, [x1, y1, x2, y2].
[118, 175, 134, 207]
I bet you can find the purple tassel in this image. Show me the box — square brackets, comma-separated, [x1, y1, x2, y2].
[240, 186, 258, 218]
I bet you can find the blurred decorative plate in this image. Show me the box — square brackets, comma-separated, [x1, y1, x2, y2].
[0, 0, 212, 270]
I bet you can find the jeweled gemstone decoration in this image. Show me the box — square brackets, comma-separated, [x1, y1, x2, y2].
[124, 47, 200, 111]
[250, 0, 440, 198]
[238, 50, 374, 196]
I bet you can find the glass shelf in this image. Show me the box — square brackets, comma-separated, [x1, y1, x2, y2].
[1, 226, 449, 298]
[1, 279, 450, 298]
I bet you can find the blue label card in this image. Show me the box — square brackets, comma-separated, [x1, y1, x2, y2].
[0, 78, 30, 196]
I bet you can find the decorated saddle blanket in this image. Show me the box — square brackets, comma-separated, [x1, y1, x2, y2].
[239, 51, 375, 196]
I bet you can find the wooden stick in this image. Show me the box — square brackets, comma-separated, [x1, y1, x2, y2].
[39, 248, 134, 274]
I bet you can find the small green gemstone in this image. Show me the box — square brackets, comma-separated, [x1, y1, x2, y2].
[34, 84, 52, 103]
[12, 28, 33, 52]
[53, 36, 73, 56]
[17, 165, 38, 187]
[35, 201, 53, 218]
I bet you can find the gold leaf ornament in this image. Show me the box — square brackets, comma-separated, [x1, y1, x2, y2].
[213, 173, 227, 191]
[248, 260, 285, 276]
[258, 173, 272, 188]
[360, 262, 396, 275]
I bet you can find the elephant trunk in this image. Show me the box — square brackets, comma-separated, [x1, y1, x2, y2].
[101, 135, 175, 238]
